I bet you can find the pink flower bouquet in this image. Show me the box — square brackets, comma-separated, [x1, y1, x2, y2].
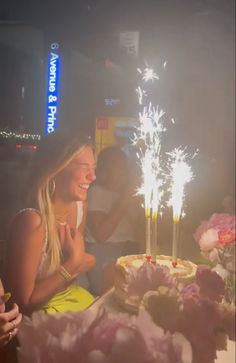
[17, 263, 236, 363]
[194, 214, 235, 299]
[141, 265, 236, 363]
[194, 213, 235, 263]
[18, 308, 192, 363]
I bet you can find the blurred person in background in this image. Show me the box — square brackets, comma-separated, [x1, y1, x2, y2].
[86, 146, 144, 295]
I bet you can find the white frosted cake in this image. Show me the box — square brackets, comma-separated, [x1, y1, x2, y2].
[116, 254, 197, 281]
[114, 254, 197, 313]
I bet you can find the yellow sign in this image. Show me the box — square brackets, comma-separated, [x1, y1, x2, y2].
[95, 116, 138, 157]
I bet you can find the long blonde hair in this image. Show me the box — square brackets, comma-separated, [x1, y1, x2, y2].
[27, 130, 91, 273]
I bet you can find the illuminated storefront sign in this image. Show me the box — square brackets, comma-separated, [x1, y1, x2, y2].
[95, 116, 138, 156]
[45, 43, 60, 134]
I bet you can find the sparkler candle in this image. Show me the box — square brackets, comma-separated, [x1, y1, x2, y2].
[137, 118, 164, 259]
[145, 209, 151, 258]
[151, 186, 158, 262]
[167, 147, 194, 265]
[135, 67, 166, 259]
[141, 149, 154, 259]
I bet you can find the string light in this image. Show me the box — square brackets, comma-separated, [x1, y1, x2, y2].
[0, 130, 41, 141]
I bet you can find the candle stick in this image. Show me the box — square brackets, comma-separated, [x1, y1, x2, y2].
[172, 216, 180, 265]
[151, 217, 158, 262]
[134, 67, 166, 263]
[151, 186, 158, 262]
[167, 147, 195, 265]
[145, 209, 151, 259]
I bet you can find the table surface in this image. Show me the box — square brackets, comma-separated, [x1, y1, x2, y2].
[90, 289, 235, 363]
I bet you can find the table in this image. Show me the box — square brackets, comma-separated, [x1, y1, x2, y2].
[90, 289, 235, 363]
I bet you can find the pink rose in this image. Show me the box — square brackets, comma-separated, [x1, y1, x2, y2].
[125, 263, 180, 308]
[218, 229, 236, 245]
[198, 228, 219, 252]
[194, 214, 236, 244]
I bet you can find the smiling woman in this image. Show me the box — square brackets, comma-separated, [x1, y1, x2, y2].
[5, 130, 96, 315]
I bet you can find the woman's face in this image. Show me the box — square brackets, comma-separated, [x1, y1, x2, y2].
[56, 146, 96, 202]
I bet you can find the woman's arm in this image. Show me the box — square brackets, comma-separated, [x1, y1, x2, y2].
[6, 211, 83, 315]
[87, 193, 132, 243]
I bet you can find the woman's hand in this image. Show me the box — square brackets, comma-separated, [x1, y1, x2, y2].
[78, 253, 96, 273]
[59, 224, 85, 272]
[0, 303, 22, 348]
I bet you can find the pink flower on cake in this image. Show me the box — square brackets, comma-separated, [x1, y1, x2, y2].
[126, 263, 180, 301]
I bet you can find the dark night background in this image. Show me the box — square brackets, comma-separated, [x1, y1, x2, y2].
[0, 0, 235, 257]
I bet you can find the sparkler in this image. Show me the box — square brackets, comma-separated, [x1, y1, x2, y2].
[135, 67, 166, 261]
[138, 67, 159, 82]
[167, 147, 195, 265]
[135, 64, 197, 265]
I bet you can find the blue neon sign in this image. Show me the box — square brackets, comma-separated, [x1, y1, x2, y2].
[45, 42, 60, 135]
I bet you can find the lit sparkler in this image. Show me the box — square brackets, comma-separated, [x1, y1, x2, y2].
[142, 67, 159, 82]
[167, 147, 196, 265]
[136, 86, 147, 105]
[135, 65, 197, 264]
[134, 67, 166, 261]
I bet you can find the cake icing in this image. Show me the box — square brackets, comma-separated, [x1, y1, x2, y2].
[116, 254, 197, 281]
[114, 254, 197, 313]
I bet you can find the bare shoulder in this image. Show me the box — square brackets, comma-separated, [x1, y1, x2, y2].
[9, 209, 45, 238]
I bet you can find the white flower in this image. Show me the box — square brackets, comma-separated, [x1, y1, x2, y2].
[199, 228, 219, 252]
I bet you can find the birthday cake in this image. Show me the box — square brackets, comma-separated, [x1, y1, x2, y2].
[114, 254, 197, 313]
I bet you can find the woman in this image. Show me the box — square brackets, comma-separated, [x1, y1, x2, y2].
[86, 146, 143, 295]
[5, 130, 96, 315]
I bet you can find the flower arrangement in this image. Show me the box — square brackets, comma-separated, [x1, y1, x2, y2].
[18, 307, 192, 363]
[123, 262, 180, 309]
[17, 263, 235, 363]
[141, 265, 235, 363]
[194, 213, 236, 302]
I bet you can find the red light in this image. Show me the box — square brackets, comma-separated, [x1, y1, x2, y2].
[15, 144, 37, 150]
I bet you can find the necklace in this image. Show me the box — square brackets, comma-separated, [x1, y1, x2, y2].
[54, 203, 75, 225]
[54, 203, 77, 238]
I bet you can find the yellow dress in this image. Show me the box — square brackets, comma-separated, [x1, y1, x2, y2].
[42, 284, 95, 313]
